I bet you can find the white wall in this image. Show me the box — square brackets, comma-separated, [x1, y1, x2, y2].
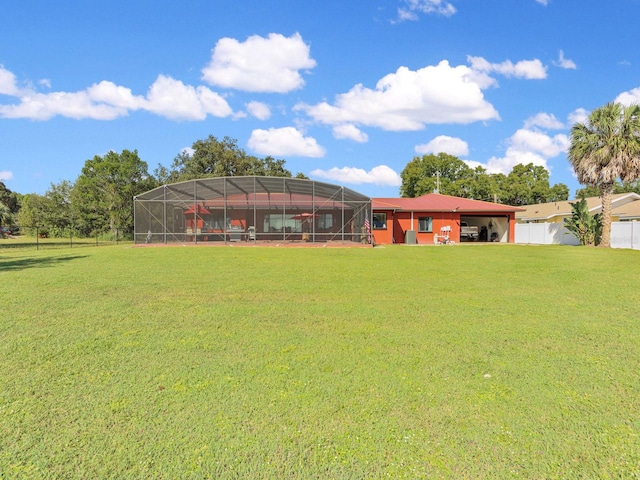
[514, 223, 579, 246]
[515, 221, 639, 249]
[611, 221, 640, 249]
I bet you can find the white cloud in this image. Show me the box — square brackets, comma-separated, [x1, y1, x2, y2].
[415, 135, 469, 156]
[0, 67, 134, 120]
[144, 75, 233, 121]
[0, 66, 20, 96]
[567, 108, 588, 125]
[397, 0, 456, 21]
[461, 160, 483, 170]
[247, 127, 325, 157]
[202, 33, 316, 93]
[311, 165, 402, 186]
[523, 112, 564, 130]
[332, 124, 368, 143]
[468, 123, 569, 175]
[510, 128, 568, 158]
[231, 111, 248, 120]
[468, 55, 547, 80]
[245, 101, 271, 120]
[87, 81, 144, 110]
[615, 87, 640, 106]
[0, 67, 234, 121]
[535, 0, 549, 5]
[553, 50, 577, 70]
[459, 125, 567, 176]
[0, 170, 13, 181]
[0, 90, 129, 120]
[295, 61, 499, 132]
[483, 149, 550, 175]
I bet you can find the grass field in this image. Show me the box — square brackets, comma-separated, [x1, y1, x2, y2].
[1, 243, 639, 478]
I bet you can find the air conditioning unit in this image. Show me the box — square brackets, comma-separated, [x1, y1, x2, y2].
[405, 230, 417, 244]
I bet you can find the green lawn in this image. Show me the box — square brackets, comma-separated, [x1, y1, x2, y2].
[1, 244, 639, 478]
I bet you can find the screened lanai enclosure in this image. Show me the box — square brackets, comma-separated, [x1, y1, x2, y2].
[134, 176, 373, 245]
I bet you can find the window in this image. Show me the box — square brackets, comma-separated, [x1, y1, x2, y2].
[263, 214, 298, 233]
[418, 216, 432, 232]
[373, 213, 387, 229]
[203, 216, 225, 231]
[318, 213, 333, 230]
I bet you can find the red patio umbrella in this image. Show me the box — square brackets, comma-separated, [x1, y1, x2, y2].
[183, 204, 211, 215]
[290, 212, 317, 220]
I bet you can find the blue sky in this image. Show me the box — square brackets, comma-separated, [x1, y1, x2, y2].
[1, 0, 639, 199]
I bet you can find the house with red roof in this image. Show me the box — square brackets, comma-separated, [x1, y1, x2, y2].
[372, 193, 523, 245]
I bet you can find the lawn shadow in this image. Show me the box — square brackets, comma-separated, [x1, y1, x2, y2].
[0, 254, 89, 272]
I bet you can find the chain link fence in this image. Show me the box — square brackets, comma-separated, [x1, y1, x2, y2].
[0, 226, 129, 250]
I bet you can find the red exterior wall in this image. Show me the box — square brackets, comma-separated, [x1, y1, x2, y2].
[372, 210, 517, 245]
[371, 209, 393, 244]
[377, 211, 460, 244]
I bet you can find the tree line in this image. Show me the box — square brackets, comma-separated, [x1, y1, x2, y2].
[1, 135, 306, 239]
[400, 153, 570, 205]
[3, 101, 640, 247]
[2, 143, 573, 239]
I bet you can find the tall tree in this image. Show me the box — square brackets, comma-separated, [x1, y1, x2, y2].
[399, 154, 569, 205]
[575, 185, 602, 199]
[463, 166, 509, 202]
[16, 193, 44, 235]
[400, 153, 474, 197]
[168, 136, 257, 181]
[501, 163, 568, 206]
[73, 150, 156, 236]
[0, 181, 19, 214]
[0, 202, 11, 232]
[0, 181, 16, 232]
[43, 181, 75, 236]
[569, 102, 640, 247]
[548, 183, 570, 202]
[15, 185, 74, 237]
[260, 156, 293, 177]
[164, 135, 298, 182]
[576, 180, 640, 199]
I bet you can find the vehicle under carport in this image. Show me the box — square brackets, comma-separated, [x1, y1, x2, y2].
[460, 215, 511, 242]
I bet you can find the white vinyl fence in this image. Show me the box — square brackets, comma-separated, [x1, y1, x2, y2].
[515, 221, 640, 250]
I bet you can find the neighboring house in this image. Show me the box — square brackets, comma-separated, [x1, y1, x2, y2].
[372, 193, 523, 245]
[516, 193, 640, 224]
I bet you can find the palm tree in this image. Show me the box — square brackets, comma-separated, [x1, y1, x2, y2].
[568, 102, 640, 247]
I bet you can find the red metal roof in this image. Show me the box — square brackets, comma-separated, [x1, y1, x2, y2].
[372, 193, 523, 213]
